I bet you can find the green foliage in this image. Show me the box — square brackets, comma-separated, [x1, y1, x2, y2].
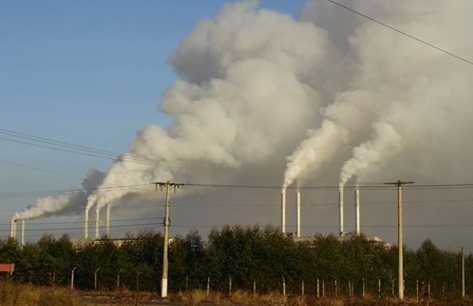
[0, 227, 465, 297]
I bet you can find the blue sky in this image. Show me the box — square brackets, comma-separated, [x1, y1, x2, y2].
[0, 1, 306, 229]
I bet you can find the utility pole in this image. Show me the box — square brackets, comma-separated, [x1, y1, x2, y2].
[461, 247, 466, 298]
[155, 181, 183, 299]
[384, 180, 414, 301]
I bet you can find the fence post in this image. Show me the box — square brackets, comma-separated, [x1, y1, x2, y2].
[378, 278, 381, 299]
[206, 277, 210, 297]
[282, 277, 286, 297]
[316, 278, 320, 298]
[228, 276, 232, 296]
[334, 280, 338, 297]
[253, 280, 256, 297]
[428, 280, 431, 300]
[322, 279, 325, 297]
[362, 278, 365, 298]
[301, 280, 305, 296]
[416, 280, 419, 303]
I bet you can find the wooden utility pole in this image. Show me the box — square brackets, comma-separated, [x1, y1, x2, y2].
[155, 181, 183, 299]
[384, 180, 414, 301]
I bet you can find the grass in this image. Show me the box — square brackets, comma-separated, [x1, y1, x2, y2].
[0, 282, 471, 305]
[174, 289, 473, 306]
[0, 281, 81, 306]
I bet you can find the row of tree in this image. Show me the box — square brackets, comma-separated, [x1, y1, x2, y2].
[0, 226, 469, 297]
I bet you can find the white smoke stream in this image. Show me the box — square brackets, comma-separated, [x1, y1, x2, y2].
[17, 0, 473, 235]
[14, 169, 104, 221]
[339, 122, 403, 188]
[88, 2, 332, 210]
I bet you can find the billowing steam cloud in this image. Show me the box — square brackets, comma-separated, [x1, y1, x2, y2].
[339, 122, 402, 188]
[283, 120, 348, 188]
[19, 0, 473, 230]
[284, 0, 473, 188]
[87, 1, 333, 211]
[15, 169, 104, 221]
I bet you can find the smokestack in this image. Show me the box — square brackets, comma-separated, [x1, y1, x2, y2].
[281, 188, 286, 234]
[10, 217, 16, 239]
[21, 220, 25, 247]
[84, 206, 89, 240]
[355, 185, 360, 235]
[338, 186, 344, 237]
[105, 203, 111, 237]
[296, 187, 301, 238]
[95, 206, 100, 239]
[13, 219, 17, 240]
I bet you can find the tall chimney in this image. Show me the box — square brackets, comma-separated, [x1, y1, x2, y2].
[84, 206, 90, 240]
[10, 217, 16, 239]
[338, 186, 344, 237]
[281, 188, 286, 234]
[355, 185, 360, 235]
[95, 205, 101, 239]
[296, 187, 301, 238]
[105, 203, 111, 237]
[21, 220, 25, 247]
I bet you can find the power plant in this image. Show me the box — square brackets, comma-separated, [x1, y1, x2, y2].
[277, 184, 363, 240]
[280, 186, 302, 239]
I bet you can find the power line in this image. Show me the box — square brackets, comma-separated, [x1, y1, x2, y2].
[7, 222, 162, 232]
[0, 129, 152, 166]
[0, 216, 163, 227]
[2, 181, 473, 199]
[0, 182, 154, 197]
[323, 0, 473, 67]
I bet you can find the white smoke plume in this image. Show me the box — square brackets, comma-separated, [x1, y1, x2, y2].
[339, 122, 402, 188]
[15, 169, 104, 221]
[25, 0, 473, 244]
[88, 1, 333, 210]
[284, 0, 473, 188]
[283, 120, 348, 188]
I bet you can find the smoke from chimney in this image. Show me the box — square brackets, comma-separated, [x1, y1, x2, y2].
[14, 1, 473, 241]
[14, 169, 105, 222]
